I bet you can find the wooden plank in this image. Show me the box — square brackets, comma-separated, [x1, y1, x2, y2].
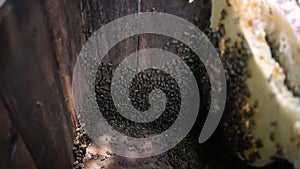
[0, 100, 37, 169]
[79, 0, 212, 169]
[0, 0, 84, 168]
[0, 0, 141, 168]
[1, 0, 212, 169]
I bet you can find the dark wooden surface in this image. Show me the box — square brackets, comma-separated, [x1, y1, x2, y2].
[0, 100, 37, 169]
[0, 0, 212, 169]
[1, 0, 295, 169]
[0, 0, 83, 168]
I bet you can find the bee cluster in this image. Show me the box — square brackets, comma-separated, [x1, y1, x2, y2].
[73, 123, 90, 169]
[94, 62, 181, 138]
[72, 36, 213, 168]
[204, 20, 261, 167]
[208, 0, 300, 168]
[209, 22, 263, 163]
[158, 40, 211, 169]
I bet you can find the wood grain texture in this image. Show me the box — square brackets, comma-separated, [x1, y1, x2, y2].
[0, 0, 83, 168]
[0, 0, 212, 169]
[0, 100, 37, 169]
[79, 0, 212, 168]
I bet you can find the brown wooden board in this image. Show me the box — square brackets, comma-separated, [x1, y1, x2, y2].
[75, 0, 212, 168]
[0, 0, 83, 168]
[1, 0, 292, 169]
[0, 100, 37, 169]
[0, 0, 213, 168]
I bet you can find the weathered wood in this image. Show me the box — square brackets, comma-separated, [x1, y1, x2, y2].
[0, 0, 83, 168]
[0, 100, 37, 169]
[1, 0, 212, 168]
[79, 0, 212, 168]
